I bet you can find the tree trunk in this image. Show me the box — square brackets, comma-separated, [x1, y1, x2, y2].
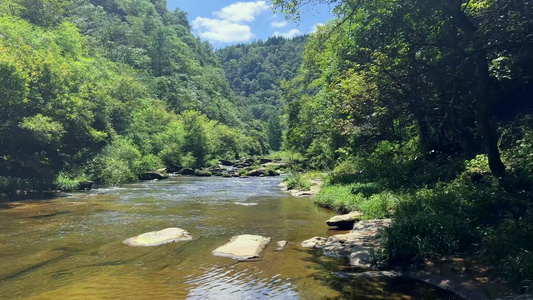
[453, 2, 506, 177]
[474, 51, 506, 177]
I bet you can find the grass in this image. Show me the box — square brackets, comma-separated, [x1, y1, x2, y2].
[283, 173, 312, 191]
[314, 183, 398, 218]
[194, 169, 212, 177]
[54, 172, 91, 191]
[283, 171, 326, 191]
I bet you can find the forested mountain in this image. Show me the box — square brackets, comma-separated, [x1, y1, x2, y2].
[0, 0, 266, 192]
[217, 36, 307, 150]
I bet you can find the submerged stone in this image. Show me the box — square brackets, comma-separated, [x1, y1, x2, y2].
[123, 228, 192, 247]
[212, 234, 271, 260]
[276, 240, 288, 251]
[301, 237, 327, 248]
[234, 202, 258, 206]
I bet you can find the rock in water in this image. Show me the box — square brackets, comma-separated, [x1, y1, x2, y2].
[326, 211, 363, 229]
[234, 202, 258, 206]
[276, 240, 288, 251]
[219, 159, 234, 166]
[301, 237, 327, 248]
[79, 181, 94, 190]
[212, 234, 271, 260]
[139, 172, 168, 180]
[124, 228, 192, 247]
[179, 168, 195, 175]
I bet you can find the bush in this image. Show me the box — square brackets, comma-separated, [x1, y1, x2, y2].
[55, 172, 80, 191]
[134, 154, 163, 174]
[283, 173, 312, 191]
[91, 139, 141, 184]
[0, 176, 29, 194]
[384, 189, 477, 264]
[315, 185, 396, 217]
[194, 169, 212, 177]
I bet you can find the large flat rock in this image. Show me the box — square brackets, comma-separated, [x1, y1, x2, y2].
[326, 211, 363, 229]
[123, 228, 192, 247]
[212, 234, 271, 260]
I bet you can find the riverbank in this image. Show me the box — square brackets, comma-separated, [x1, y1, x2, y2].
[282, 169, 523, 299]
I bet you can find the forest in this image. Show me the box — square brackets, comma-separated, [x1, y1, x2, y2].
[1, 0, 533, 295]
[273, 0, 533, 293]
[0, 0, 305, 191]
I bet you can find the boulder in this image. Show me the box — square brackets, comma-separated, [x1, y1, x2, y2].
[301, 237, 327, 248]
[79, 181, 94, 190]
[244, 158, 255, 164]
[326, 211, 364, 229]
[266, 169, 279, 176]
[234, 202, 258, 206]
[349, 245, 373, 268]
[219, 160, 234, 166]
[248, 168, 266, 177]
[232, 162, 251, 168]
[212, 234, 271, 260]
[140, 172, 169, 181]
[123, 228, 192, 247]
[262, 162, 287, 170]
[259, 158, 272, 164]
[179, 168, 195, 175]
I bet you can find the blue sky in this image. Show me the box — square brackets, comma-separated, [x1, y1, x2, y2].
[167, 0, 335, 47]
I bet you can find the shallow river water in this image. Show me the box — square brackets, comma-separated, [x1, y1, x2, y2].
[0, 176, 460, 299]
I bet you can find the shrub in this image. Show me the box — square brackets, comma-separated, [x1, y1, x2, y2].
[55, 172, 80, 191]
[134, 154, 163, 174]
[194, 169, 212, 177]
[91, 139, 141, 184]
[0, 177, 29, 194]
[283, 173, 312, 191]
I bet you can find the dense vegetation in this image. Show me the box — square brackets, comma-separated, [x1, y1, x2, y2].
[273, 0, 533, 292]
[3, 0, 533, 294]
[0, 0, 272, 192]
[217, 36, 307, 151]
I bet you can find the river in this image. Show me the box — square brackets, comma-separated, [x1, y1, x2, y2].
[0, 176, 459, 299]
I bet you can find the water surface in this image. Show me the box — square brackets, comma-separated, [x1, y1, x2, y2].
[0, 176, 459, 299]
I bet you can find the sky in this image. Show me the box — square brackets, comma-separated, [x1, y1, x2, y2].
[166, 0, 335, 48]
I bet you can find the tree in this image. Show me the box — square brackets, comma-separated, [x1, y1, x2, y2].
[273, 0, 533, 177]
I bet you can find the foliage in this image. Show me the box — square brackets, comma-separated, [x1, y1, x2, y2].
[217, 36, 308, 151]
[194, 169, 212, 177]
[315, 184, 397, 218]
[0, 0, 271, 189]
[283, 173, 312, 191]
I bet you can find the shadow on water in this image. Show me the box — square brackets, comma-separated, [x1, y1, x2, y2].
[299, 248, 464, 300]
[0, 192, 62, 210]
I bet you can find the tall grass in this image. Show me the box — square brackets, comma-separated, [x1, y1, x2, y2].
[283, 173, 312, 191]
[315, 183, 398, 218]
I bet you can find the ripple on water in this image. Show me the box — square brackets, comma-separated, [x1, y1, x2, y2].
[184, 266, 299, 300]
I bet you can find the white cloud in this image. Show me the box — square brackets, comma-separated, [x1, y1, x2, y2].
[271, 20, 288, 28]
[273, 29, 302, 39]
[310, 23, 325, 33]
[213, 1, 269, 23]
[192, 1, 270, 43]
[192, 17, 253, 43]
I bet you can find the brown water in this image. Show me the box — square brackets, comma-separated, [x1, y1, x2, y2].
[0, 176, 460, 299]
